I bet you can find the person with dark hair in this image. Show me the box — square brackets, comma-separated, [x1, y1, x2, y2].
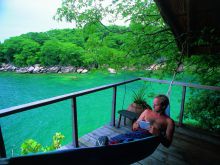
[96, 94, 175, 148]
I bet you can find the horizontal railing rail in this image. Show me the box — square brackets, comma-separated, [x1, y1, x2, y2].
[0, 78, 140, 118]
[141, 77, 220, 126]
[140, 77, 220, 91]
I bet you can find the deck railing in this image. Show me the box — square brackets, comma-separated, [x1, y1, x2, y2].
[140, 77, 220, 126]
[0, 77, 219, 158]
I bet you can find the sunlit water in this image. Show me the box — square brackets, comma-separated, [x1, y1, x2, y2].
[0, 71, 185, 157]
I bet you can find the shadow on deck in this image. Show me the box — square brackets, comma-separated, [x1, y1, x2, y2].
[61, 123, 220, 165]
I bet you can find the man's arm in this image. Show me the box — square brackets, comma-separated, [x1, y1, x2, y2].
[160, 119, 175, 148]
[132, 110, 148, 131]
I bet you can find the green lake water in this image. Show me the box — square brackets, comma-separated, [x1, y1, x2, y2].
[0, 71, 186, 157]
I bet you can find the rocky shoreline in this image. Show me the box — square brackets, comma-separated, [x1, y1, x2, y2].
[0, 63, 89, 74]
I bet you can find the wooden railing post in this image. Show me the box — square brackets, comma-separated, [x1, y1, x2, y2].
[0, 125, 6, 158]
[179, 86, 186, 126]
[71, 97, 79, 148]
[111, 86, 117, 126]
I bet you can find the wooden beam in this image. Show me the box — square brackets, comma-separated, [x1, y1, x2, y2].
[179, 86, 186, 126]
[111, 86, 117, 126]
[0, 126, 6, 158]
[140, 77, 220, 91]
[72, 97, 79, 148]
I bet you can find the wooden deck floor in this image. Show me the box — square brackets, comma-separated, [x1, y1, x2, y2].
[61, 123, 220, 165]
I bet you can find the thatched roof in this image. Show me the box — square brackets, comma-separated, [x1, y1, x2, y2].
[154, 0, 220, 56]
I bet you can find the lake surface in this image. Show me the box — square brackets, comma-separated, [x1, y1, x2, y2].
[0, 71, 184, 157]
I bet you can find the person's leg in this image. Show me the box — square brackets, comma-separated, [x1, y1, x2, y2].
[109, 134, 128, 144]
[109, 130, 152, 144]
[96, 130, 152, 146]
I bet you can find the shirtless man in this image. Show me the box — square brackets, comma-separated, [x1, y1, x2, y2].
[96, 95, 175, 147]
[132, 94, 175, 147]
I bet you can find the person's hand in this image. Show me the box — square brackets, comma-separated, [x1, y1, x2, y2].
[132, 121, 139, 131]
[149, 125, 160, 135]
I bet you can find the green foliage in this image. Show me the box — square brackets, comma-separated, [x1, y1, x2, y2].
[54, 0, 178, 70]
[0, 43, 6, 63]
[2, 37, 25, 63]
[14, 54, 26, 67]
[185, 91, 220, 132]
[22, 32, 49, 45]
[21, 132, 65, 155]
[2, 37, 40, 66]
[26, 54, 40, 66]
[59, 42, 84, 66]
[21, 139, 42, 155]
[132, 86, 147, 105]
[40, 40, 62, 66]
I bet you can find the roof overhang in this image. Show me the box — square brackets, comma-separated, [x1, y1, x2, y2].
[154, 0, 220, 56]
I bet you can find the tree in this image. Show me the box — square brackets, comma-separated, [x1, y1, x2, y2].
[40, 40, 62, 66]
[54, 0, 178, 71]
[2, 37, 25, 63]
[20, 39, 41, 66]
[21, 32, 49, 45]
[59, 42, 84, 66]
[14, 54, 26, 67]
[0, 43, 5, 63]
[55, 0, 220, 132]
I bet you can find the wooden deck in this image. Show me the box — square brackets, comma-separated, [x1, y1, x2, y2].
[60, 123, 220, 165]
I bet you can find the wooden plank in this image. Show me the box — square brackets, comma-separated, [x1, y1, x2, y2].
[58, 141, 87, 150]
[78, 125, 131, 148]
[175, 126, 220, 146]
[170, 139, 219, 164]
[111, 86, 117, 126]
[173, 135, 220, 160]
[166, 130, 220, 165]
[79, 134, 97, 147]
[0, 126, 6, 158]
[174, 130, 220, 152]
[140, 144, 187, 165]
[138, 156, 165, 165]
[156, 144, 187, 162]
[143, 147, 187, 165]
[179, 86, 186, 126]
[131, 162, 142, 165]
[71, 97, 79, 148]
[88, 127, 117, 139]
[104, 124, 131, 134]
[78, 126, 122, 147]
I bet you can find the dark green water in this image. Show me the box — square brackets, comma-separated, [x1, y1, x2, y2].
[0, 71, 184, 157]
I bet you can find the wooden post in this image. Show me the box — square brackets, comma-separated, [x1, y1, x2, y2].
[179, 86, 186, 126]
[0, 125, 6, 158]
[111, 86, 117, 126]
[72, 97, 79, 148]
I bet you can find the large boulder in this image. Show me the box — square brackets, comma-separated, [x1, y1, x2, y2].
[60, 66, 75, 73]
[108, 68, 116, 74]
[47, 66, 60, 73]
[27, 66, 35, 73]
